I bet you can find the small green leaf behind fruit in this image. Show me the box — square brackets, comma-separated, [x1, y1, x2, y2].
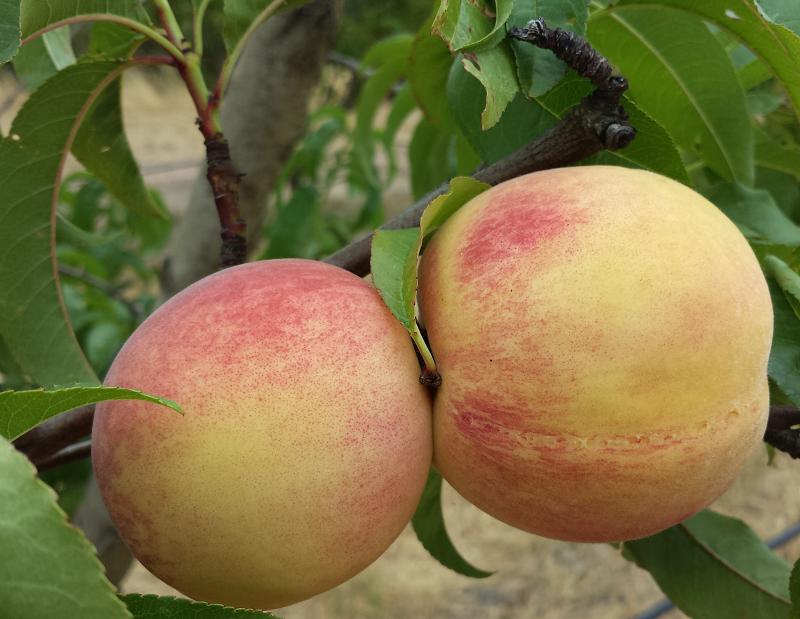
[0, 436, 130, 619]
[370, 176, 490, 373]
[0, 385, 181, 441]
[791, 558, 800, 618]
[623, 510, 792, 619]
[412, 469, 493, 579]
[121, 594, 279, 618]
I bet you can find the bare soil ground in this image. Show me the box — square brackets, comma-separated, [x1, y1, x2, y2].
[3, 67, 798, 619]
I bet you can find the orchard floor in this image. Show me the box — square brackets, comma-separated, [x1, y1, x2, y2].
[2, 67, 798, 618]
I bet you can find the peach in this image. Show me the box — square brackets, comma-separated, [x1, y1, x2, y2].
[92, 259, 432, 609]
[418, 166, 772, 542]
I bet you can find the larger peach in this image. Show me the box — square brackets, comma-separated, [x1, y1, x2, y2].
[92, 259, 432, 609]
[418, 166, 772, 542]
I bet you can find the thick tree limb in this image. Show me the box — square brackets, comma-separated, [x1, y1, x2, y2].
[19, 404, 800, 467]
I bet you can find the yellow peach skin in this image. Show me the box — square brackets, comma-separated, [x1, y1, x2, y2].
[92, 260, 432, 609]
[418, 166, 772, 543]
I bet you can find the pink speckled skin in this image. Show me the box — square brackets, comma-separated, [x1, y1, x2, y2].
[418, 166, 772, 542]
[92, 260, 432, 609]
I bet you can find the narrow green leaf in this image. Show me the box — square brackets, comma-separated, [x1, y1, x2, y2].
[0, 436, 131, 618]
[791, 559, 800, 618]
[412, 469, 492, 578]
[461, 43, 519, 130]
[87, 21, 144, 59]
[264, 185, 318, 259]
[352, 35, 413, 191]
[0, 61, 129, 386]
[73, 78, 165, 219]
[408, 116, 456, 199]
[123, 594, 277, 618]
[13, 27, 75, 90]
[0, 385, 181, 440]
[0, 0, 20, 63]
[371, 228, 420, 330]
[20, 0, 149, 38]
[589, 4, 754, 184]
[706, 183, 800, 246]
[433, 0, 512, 52]
[765, 255, 800, 321]
[756, 126, 800, 179]
[624, 510, 791, 619]
[759, 0, 800, 36]
[222, 0, 310, 54]
[769, 278, 800, 409]
[409, 20, 455, 127]
[420, 175, 490, 242]
[509, 0, 589, 96]
[615, 0, 800, 121]
[448, 57, 555, 163]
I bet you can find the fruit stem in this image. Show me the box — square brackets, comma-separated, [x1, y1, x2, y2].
[410, 324, 441, 388]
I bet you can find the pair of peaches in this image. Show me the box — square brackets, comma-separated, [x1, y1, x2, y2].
[92, 167, 772, 610]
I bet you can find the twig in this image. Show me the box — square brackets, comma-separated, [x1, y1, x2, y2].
[34, 439, 92, 472]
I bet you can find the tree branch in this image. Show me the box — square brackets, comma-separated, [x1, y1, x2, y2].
[325, 18, 634, 276]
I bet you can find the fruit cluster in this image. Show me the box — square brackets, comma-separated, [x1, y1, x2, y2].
[93, 166, 772, 610]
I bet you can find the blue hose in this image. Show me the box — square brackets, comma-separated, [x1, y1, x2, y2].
[631, 521, 800, 619]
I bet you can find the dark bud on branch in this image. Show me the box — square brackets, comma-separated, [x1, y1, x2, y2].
[509, 18, 636, 150]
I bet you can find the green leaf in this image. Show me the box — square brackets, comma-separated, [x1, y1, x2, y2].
[706, 182, 800, 246]
[412, 469, 492, 578]
[615, 0, 800, 121]
[0, 62, 131, 387]
[461, 43, 520, 130]
[759, 0, 800, 36]
[0, 0, 20, 63]
[0, 436, 131, 619]
[509, 0, 589, 97]
[756, 126, 800, 179]
[791, 558, 800, 618]
[122, 594, 278, 618]
[420, 175, 490, 242]
[765, 255, 800, 320]
[87, 21, 144, 59]
[769, 278, 800, 407]
[624, 510, 791, 619]
[448, 57, 555, 163]
[13, 27, 75, 91]
[433, 0, 512, 52]
[409, 20, 455, 127]
[222, 0, 310, 54]
[39, 459, 92, 517]
[0, 385, 181, 441]
[72, 78, 166, 220]
[408, 116, 456, 199]
[589, 4, 754, 184]
[20, 0, 149, 39]
[371, 228, 420, 330]
[264, 185, 319, 259]
[352, 35, 413, 194]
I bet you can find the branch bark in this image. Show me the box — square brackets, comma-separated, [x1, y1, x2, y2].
[162, 0, 343, 295]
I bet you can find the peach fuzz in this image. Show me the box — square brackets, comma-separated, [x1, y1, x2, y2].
[418, 166, 772, 543]
[92, 259, 432, 609]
